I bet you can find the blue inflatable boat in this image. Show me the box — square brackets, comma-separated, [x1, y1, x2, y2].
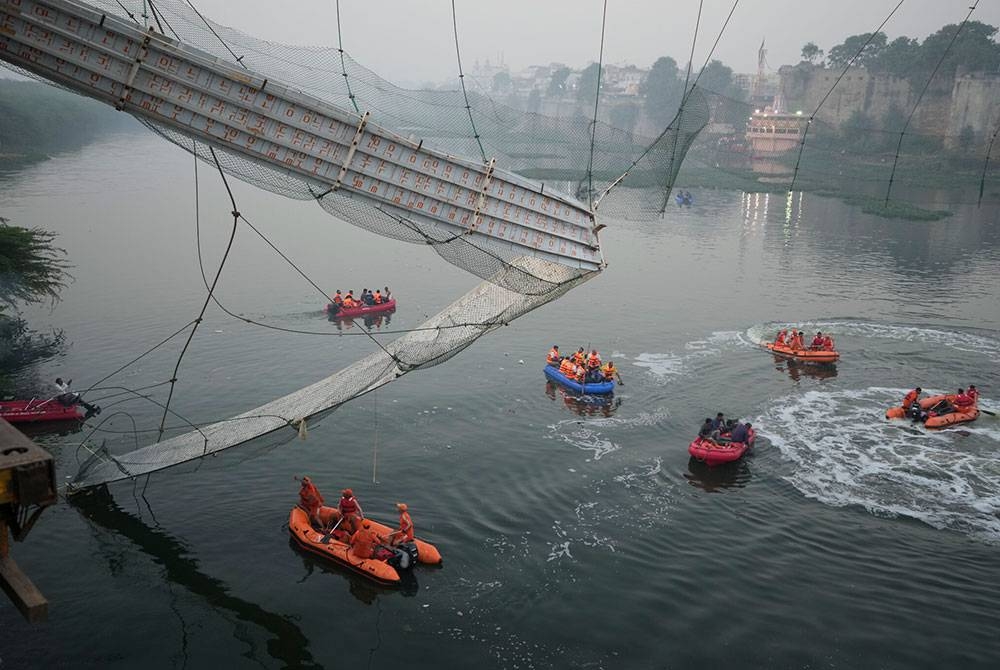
[543, 366, 615, 395]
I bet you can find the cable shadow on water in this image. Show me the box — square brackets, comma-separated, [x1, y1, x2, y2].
[70, 485, 322, 670]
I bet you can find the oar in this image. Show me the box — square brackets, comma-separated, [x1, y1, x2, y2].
[980, 408, 997, 417]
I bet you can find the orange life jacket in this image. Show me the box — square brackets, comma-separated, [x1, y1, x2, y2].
[601, 364, 617, 380]
[587, 354, 601, 369]
[954, 393, 974, 408]
[350, 527, 380, 559]
[574, 365, 586, 382]
[822, 336, 834, 350]
[397, 511, 414, 542]
[559, 359, 575, 376]
[298, 482, 324, 517]
[338, 495, 359, 516]
[333, 294, 343, 304]
[343, 297, 355, 308]
[775, 331, 786, 345]
[968, 388, 979, 403]
[903, 390, 918, 409]
[547, 349, 561, 364]
[373, 291, 383, 304]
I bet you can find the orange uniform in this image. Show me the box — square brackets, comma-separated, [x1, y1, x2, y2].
[298, 477, 324, 524]
[572, 349, 585, 366]
[373, 290, 383, 304]
[547, 347, 561, 365]
[391, 503, 414, 545]
[902, 389, 919, 410]
[775, 330, 787, 345]
[601, 363, 617, 381]
[559, 358, 576, 377]
[587, 352, 601, 369]
[350, 523, 382, 559]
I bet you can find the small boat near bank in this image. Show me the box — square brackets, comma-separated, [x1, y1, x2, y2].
[325, 298, 396, 319]
[763, 341, 839, 364]
[688, 428, 756, 467]
[543, 365, 615, 395]
[288, 505, 441, 585]
[0, 398, 84, 424]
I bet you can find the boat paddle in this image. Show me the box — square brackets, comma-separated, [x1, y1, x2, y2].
[980, 408, 997, 417]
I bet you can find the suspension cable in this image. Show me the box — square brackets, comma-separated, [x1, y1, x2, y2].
[979, 120, 1000, 208]
[586, 0, 609, 211]
[450, 0, 488, 163]
[334, 0, 361, 113]
[885, 1, 979, 205]
[184, 0, 248, 68]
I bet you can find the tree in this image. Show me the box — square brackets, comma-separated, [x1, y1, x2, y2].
[546, 67, 571, 97]
[697, 60, 734, 95]
[801, 42, 824, 64]
[576, 62, 602, 105]
[840, 110, 874, 151]
[642, 56, 683, 128]
[917, 21, 1000, 80]
[827, 32, 888, 69]
[868, 37, 921, 77]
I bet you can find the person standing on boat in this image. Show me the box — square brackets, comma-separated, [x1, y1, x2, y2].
[298, 476, 325, 528]
[373, 289, 383, 305]
[332, 290, 343, 305]
[387, 502, 414, 546]
[383, 286, 392, 302]
[338, 488, 364, 533]
[349, 520, 384, 560]
[547, 345, 561, 366]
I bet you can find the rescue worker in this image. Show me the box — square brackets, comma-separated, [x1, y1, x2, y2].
[298, 476, 325, 528]
[902, 387, 922, 411]
[601, 360, 621, 383]
[967, 385, 979, 404]
[775, 329, 787, 346]
[788, 331, 804, 350]
[559, 356, 576, 378]
[373, 289, 383, 304]
[332, 290, 343, 305]
[810, 332, 825, 349]
[574, 363, 587, 384]
[342, 290, 357, 308]
[338, 488, 364, 533]
[587, 350, 601, 370]
[954, 388, 974, 410]
[572, 347, 586, 366]
[822, 334, 835, 351]
[547, 345, 561, 366]
[349, 519, 384, 560]
[387, 502, 414, 546]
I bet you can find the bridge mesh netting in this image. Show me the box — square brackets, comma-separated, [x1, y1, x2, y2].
[4, 0, 707, 489]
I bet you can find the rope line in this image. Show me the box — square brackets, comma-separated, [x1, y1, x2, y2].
[979, 120, 1000, 207]
[450, 0, 487, 163]
[788, 0, 906, 194]
[586, 0, 609, 211]
[81, 320, 198, 396]
[184, 0, 248, 68]
[885, 0, 979, 205]
[334, 0, 361, 113]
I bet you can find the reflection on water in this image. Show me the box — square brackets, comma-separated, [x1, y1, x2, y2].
[684, 455, 753, 492]
[289, 539, 420, 602]
[72, 486, 320, 669]
[771, 355, 839, 382]
[328, 309, 395, 331]
[543, 381, 622, 417]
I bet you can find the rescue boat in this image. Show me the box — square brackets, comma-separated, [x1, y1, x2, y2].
[763, 341, 839, 363]
[288, 505, 441, 585]
[0, 398, 84, 423]
[885, 394, 979, 429]
[325, 298, 396, 319]
[543, 365, 615, 395]
[688, 428, 756, 466]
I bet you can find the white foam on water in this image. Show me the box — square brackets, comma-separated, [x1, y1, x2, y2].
[751, 320, 1000, 361]
[632, 352, 686, 378]
[545, 412, 669, 461]
[632, 331, 749, 379]
[756, 387, 1000, 542]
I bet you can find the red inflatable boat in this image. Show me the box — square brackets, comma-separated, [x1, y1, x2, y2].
[688, 428, 756, 466]
[325, 299, 396, 319]
[0, 398, 84, 423]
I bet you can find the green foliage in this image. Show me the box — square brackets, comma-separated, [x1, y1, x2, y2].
[576, 63, 601, 105]
[918, 21, 1000, 80]
[827, 32, 887, 69]
[0, 313, 64, 373]
[546, 67, 571, 97]
[867, 37, 921, 77]
[697, 60, 735, 96]
[0, 223, 70, 308]
[801, 42, 824, 64]
[643, 56, 683, 128]
[0, 80, 132, 157]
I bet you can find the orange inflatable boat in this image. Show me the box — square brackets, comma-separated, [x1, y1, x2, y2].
[288, 505, 442, 585]
[886, 394, 979, 429]
[763, 342, 839, 363]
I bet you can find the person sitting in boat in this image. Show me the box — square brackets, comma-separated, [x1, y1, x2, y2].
[558, 356, 576, 378]
[365, 289, 376, 306]
[698, 418, 715, 441]
[601, 361, 621, 383]
[954, 389, 975, 411]
[52, 378, 99, 413]
[332, 290, 343, 305]
[342, 290, 357, 308]
[809, 332, 825, 350]
[729, 421, 751, 445]
[822, 334, 835, 351]
[571, 347, 586, 366]
[788, 331, 805, 350]
[966, 385, 979, 404]
[574, 363, 587, 384]
[383, 286, 392, 302]
[587, 350, 601, 371]
[298, 476, 325, 528]
[349, 519, 385, 560]
[774, 329, 787, 346]
[902, 387, 923, 411]
[338, 488, 364, 533]
[386, 502, 414, 546]
[373, 289, 384, 305]
[547, 345, 561, 366]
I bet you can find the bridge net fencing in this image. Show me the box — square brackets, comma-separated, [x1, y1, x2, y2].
[3, 0, 707, 489]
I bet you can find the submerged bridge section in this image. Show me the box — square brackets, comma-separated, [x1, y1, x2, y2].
[0, 0, 602, 271]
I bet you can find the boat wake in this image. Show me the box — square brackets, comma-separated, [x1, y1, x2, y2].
[627, 330, 751, 379]
[747, 319, 1000, 361]
[545, 412, 669, 461]
[756, 387, 1000, 542]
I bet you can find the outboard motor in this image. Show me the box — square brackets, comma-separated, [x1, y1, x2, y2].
[387, 542, 419, 571]
[907, 403, 923, 421]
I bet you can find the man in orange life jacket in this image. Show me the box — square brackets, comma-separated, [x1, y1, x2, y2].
[810, 332, 825, 350]
[559, 357, 576, 377]
[822, 334, 835, 350]
[902, 387, 922, 411]
[966, 385, 979, 404]
[954, 388, 974, 410]
[342, 291, 356, 308]
[332, 290, 343, 305]
[574, 363, 587, 384]
[775, 329, 787, 346]
[298, 476, 325, 527]
[338, 488, 364, 533]
[572, 347, 586, 366]
[387, 502, 414, 546]
[587, 350, 601, 370]
[547, 345, 561, 366]
[373, 289, 383, 304]
[789, 331, 804, 350]
[350, 519, 384, 560]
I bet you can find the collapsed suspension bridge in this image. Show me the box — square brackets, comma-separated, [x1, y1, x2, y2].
[0, 0, 709, 489]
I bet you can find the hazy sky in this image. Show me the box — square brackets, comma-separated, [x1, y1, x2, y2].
[187, 0, 1000, 86]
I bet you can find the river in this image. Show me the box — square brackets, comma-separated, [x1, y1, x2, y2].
[1, 132, 999, 669]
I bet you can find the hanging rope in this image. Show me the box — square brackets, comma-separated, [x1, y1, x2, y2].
[184, 0, 248, 68]
[334, 0, 361, 114]
[586, 0, 609, 211]
[884, 1, 979, 205]
[450, 0, 488, 163]
[788, 0, 906, 194]
[979, 120, 1000, 208]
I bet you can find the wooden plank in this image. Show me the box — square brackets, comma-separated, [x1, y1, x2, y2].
[0, 554, 49, 623]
